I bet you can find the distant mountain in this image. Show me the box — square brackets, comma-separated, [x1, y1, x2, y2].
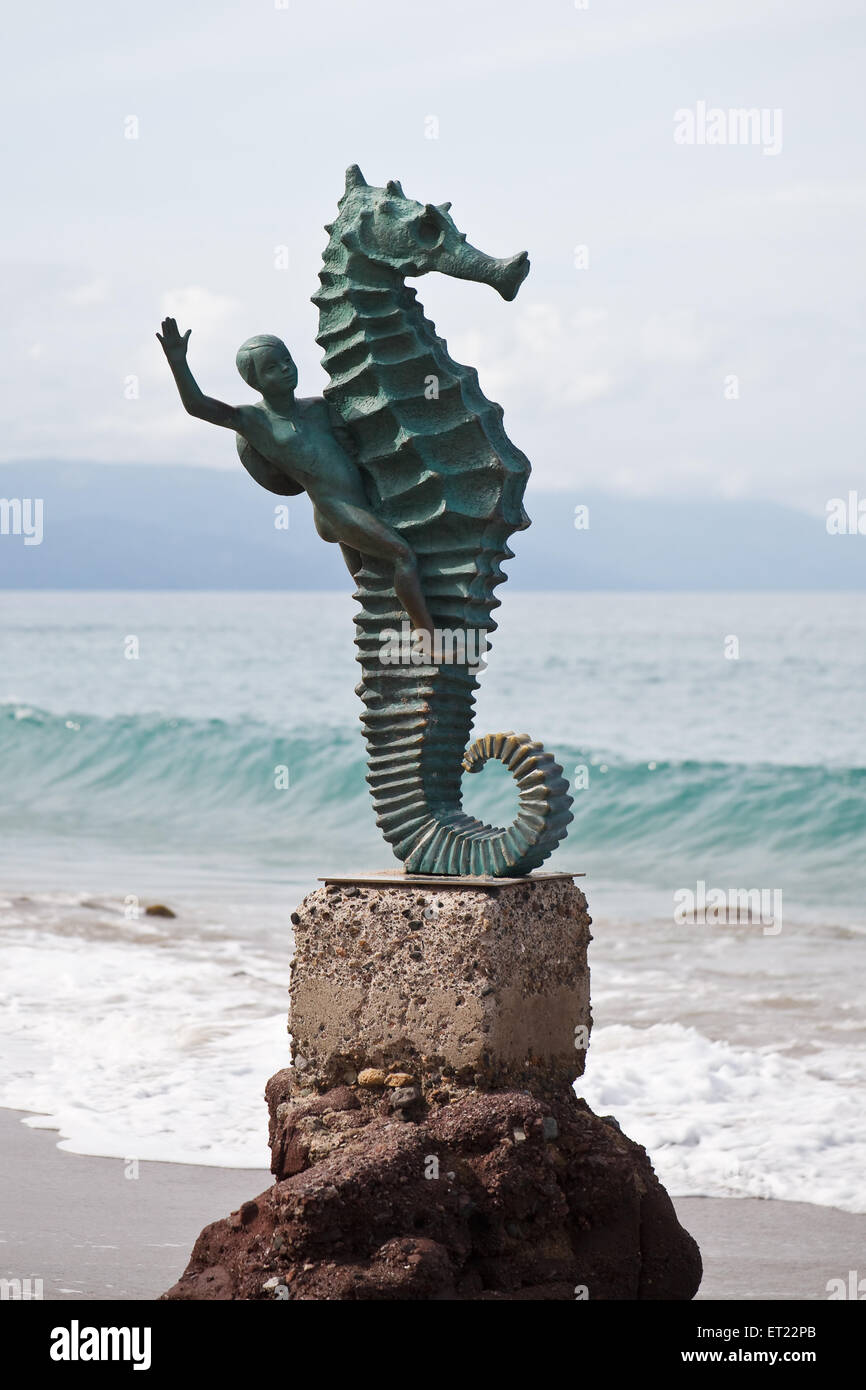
[0, 460, 862, 590]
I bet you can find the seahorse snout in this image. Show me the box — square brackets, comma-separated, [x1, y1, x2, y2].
[495, 250, 530, 301]
[436, 242, 530, 301]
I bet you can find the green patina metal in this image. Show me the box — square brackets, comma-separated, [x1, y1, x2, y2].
[314, 166, 572, 876]
[158, 164, 572, 876]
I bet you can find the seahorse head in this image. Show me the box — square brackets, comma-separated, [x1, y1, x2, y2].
[333, 164, 530, 301]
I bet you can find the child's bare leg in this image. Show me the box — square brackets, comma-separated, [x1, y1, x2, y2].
[339, 543, 362, 579]
[393, 556, 435, 636]
[330, 505, 434, 635]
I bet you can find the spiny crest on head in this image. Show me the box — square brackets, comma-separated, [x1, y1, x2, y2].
[339, 163, 369, 206]
[338, 164, 455, 219]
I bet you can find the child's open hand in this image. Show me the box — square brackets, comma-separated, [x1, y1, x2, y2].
[157, 317, 191, 363]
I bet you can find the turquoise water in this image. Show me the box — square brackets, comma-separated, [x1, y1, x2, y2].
[1, 590, 865, 916]
[1, 590, 864, 1206]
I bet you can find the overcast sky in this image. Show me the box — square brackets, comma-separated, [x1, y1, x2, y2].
[2, 0, 864, 512]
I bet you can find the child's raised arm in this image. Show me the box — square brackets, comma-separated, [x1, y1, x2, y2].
[156, 318, 239, 429]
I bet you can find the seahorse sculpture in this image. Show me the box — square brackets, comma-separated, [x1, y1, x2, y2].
[313, 165, 573, 876]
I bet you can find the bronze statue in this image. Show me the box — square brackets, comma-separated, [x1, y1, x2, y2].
[158, 166, 572, 876]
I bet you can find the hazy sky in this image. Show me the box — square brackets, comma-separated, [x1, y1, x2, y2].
[3, 0, 864, 512]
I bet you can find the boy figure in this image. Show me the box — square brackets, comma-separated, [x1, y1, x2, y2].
[157, 318, 434, 635]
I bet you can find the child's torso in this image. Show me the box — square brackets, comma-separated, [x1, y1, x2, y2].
[241, 398, 362, 501]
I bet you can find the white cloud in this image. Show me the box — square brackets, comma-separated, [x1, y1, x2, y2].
[640, 310, 711, 365]
[159, 286, 239, 339]
[64, 279, 110, 307]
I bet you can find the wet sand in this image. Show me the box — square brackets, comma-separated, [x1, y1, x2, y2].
[1, 1108, 861, 1301]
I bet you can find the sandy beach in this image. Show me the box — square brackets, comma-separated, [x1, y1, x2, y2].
[1, 1108, 861, 1302]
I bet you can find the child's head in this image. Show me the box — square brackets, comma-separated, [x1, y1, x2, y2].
[236, 335, 298, 398]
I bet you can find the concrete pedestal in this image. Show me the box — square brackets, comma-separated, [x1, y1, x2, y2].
[287, 873, 591, 1095]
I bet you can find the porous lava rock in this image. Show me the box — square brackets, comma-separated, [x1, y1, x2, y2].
[163, 1079, 701, 1301]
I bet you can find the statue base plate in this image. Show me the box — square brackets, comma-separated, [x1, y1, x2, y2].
[319, 869, 584, 891]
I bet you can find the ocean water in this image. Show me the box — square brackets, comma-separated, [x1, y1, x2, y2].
[1, 591, 864, 1211]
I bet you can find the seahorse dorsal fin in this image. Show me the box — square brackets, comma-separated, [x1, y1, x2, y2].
[345, 164, 367, 192]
